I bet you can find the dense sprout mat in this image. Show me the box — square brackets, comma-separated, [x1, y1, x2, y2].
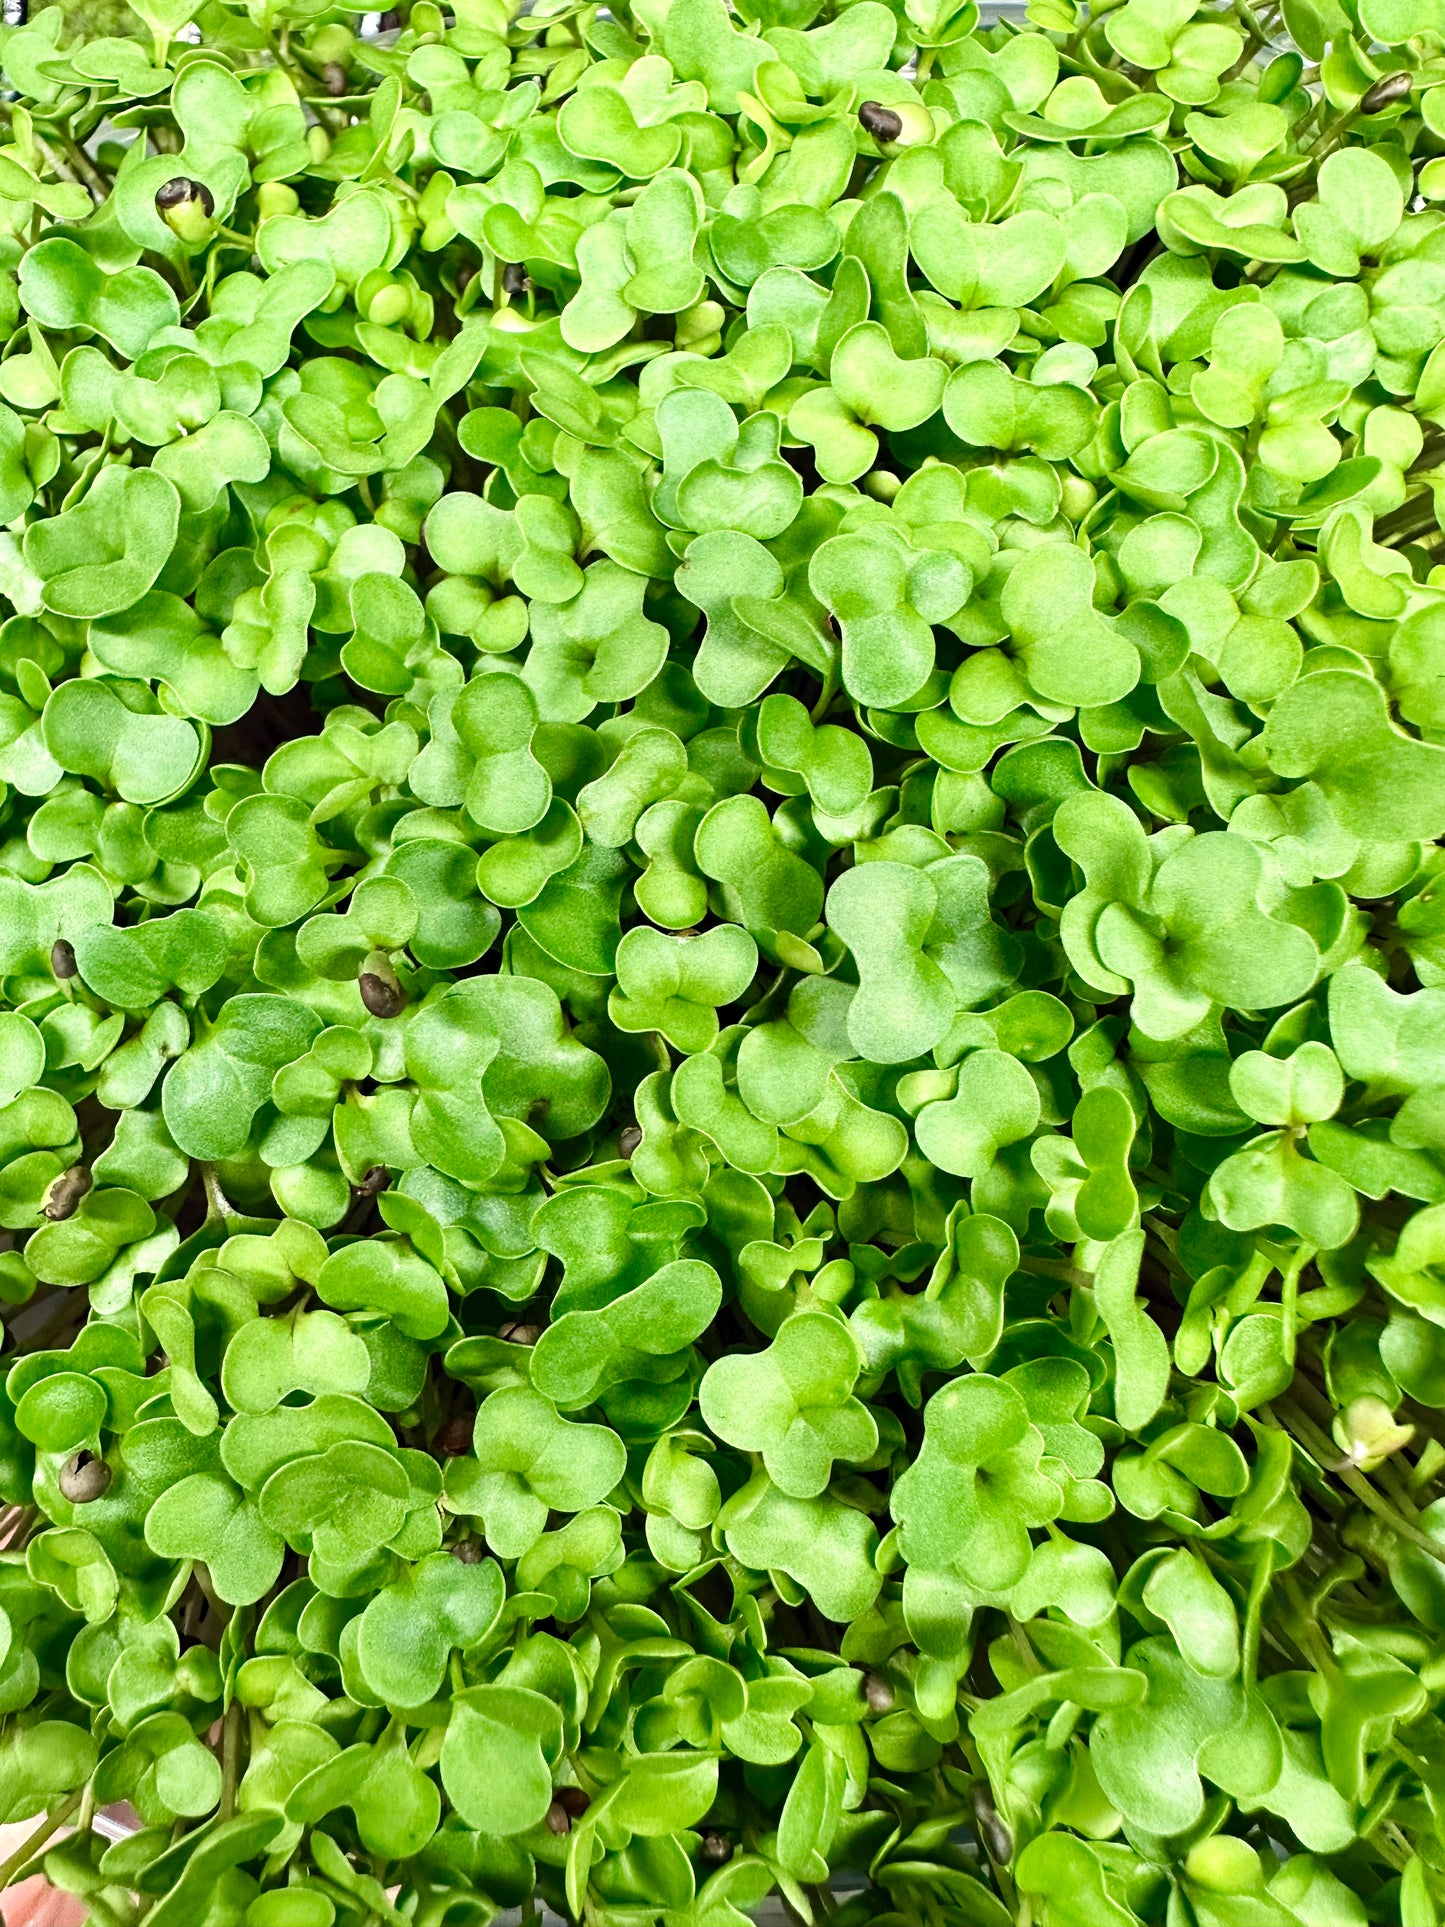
[9, 0, 1445, 1921]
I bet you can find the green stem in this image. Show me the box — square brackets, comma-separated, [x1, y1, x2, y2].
[219, 1700, 242, 1820]
[1019, 1254, 1093, 1290]
[1279, 1238, 1314, 1366]
[28, 131, 81, 192]
[0, 1790, 82, 1889]
[57, 425, 114, 515]
[379, 161, 421, 204]
[809, 656, 839, 726]
[1275, 1397, 1445, 1565]
[56, 133, 110, 203]
[202, 1164, 236, 1224]
[1231, 0, 1272, 53]
[274, 30, 345, 133]
[1307, 99, 1362, 158]
[1280, 1572, 1338, 1677]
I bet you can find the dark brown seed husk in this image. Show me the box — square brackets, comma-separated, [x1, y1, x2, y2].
[1361, 71, 1411, 113]
[155, 175, 214, 216]
[973, 1786, 1013, 1863]
[60, 1453, 111, 1503]
[43, 1166, 92, 1222]
[858, 100, 902, 142]
[864, 1671, 895, 1712]
[359, 972, 407, 1018]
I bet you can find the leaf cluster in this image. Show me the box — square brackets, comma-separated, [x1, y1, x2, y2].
[3, 0, 1445, 1922]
